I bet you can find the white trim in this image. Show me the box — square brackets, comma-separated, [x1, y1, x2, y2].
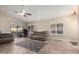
[47, 37, 78, 42]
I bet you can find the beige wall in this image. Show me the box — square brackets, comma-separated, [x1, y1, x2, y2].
[0, 10, 27, 33]
[77, 6, 79, 41]
[28, 13, 78, 41]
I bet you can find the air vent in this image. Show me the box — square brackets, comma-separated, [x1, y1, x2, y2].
[70, 41, 78, 46]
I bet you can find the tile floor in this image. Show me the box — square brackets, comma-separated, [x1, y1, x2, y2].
[0, 37, 79, 54]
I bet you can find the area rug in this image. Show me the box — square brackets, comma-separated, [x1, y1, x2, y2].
[15, 39, 45, 52]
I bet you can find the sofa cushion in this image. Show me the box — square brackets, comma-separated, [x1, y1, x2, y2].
[0, 34, 13, 38]
[0, 33, 14, 44]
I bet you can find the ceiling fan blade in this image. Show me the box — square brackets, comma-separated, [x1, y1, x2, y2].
[25, 13, 32, 16]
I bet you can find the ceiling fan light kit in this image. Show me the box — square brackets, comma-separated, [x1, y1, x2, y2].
[20, 12, 24, 15]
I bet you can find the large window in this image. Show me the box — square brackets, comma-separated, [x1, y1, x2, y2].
[50, 23, 63, 35]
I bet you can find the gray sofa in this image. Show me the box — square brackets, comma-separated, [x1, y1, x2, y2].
[0, 33, 14, 44]
[30, 31, 48, 41]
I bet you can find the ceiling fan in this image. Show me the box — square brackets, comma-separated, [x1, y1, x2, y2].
[14, 5, 32, 17]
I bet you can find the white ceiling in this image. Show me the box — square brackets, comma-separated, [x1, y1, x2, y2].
[0, 5, 76, 22]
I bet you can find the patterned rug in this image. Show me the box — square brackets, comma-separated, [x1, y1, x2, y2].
[15, 39, 45, 52]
